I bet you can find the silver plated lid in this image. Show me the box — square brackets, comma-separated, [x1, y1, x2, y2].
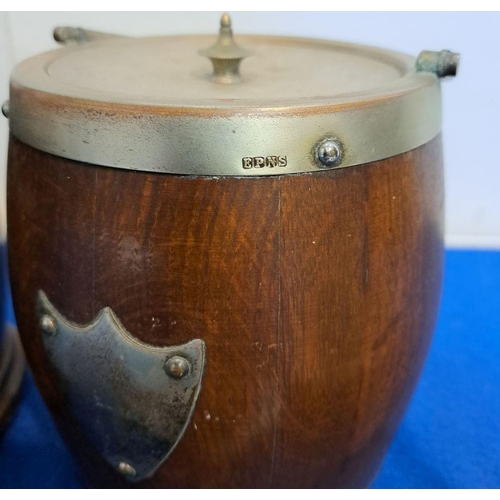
[5, 15, 458, 176]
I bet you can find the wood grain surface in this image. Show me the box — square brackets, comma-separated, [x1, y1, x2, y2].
[7, 135, 444, 488]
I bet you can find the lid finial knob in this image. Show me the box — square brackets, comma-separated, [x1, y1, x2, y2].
[199, 13, 251, 84]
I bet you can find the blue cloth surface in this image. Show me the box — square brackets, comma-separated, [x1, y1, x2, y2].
[1, 249, 499, 488]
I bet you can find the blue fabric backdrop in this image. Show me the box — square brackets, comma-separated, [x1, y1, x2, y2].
[1, 249, 499, 488]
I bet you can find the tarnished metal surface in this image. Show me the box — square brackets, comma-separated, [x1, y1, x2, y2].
[416, 50, 460, 78]
[37, 291, 205, 482]
[53, 27, 125, 45]
[199, 14, 251, 84]
[8, 78, 441, 176]
[8, 34, 443, 175]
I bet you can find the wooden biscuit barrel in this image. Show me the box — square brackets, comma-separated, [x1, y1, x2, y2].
[4, 16, 458, 488]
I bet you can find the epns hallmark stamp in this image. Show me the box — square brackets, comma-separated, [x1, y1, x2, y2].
[242, 156, 288, 169]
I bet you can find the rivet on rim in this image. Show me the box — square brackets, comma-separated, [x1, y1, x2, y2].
[314, 137, 344, 169]
[1, 101, 9, 119]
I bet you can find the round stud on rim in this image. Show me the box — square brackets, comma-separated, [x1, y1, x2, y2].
[314, 137, 343, 168]
[1, 101, 9, 119]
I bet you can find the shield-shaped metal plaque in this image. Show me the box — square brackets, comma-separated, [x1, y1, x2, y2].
[37, 291, 205, 482]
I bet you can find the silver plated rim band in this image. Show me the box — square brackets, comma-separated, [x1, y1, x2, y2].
[6, 34, 443, 177]
[7, 80, 441, 177]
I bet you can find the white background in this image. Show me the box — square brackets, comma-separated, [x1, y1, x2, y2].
[0, 11, 498, 248]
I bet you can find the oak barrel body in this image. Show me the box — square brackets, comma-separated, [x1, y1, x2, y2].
[7, 134, 443, 487]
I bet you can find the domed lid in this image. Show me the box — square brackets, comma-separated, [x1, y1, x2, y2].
[5, 14, 457, 176]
